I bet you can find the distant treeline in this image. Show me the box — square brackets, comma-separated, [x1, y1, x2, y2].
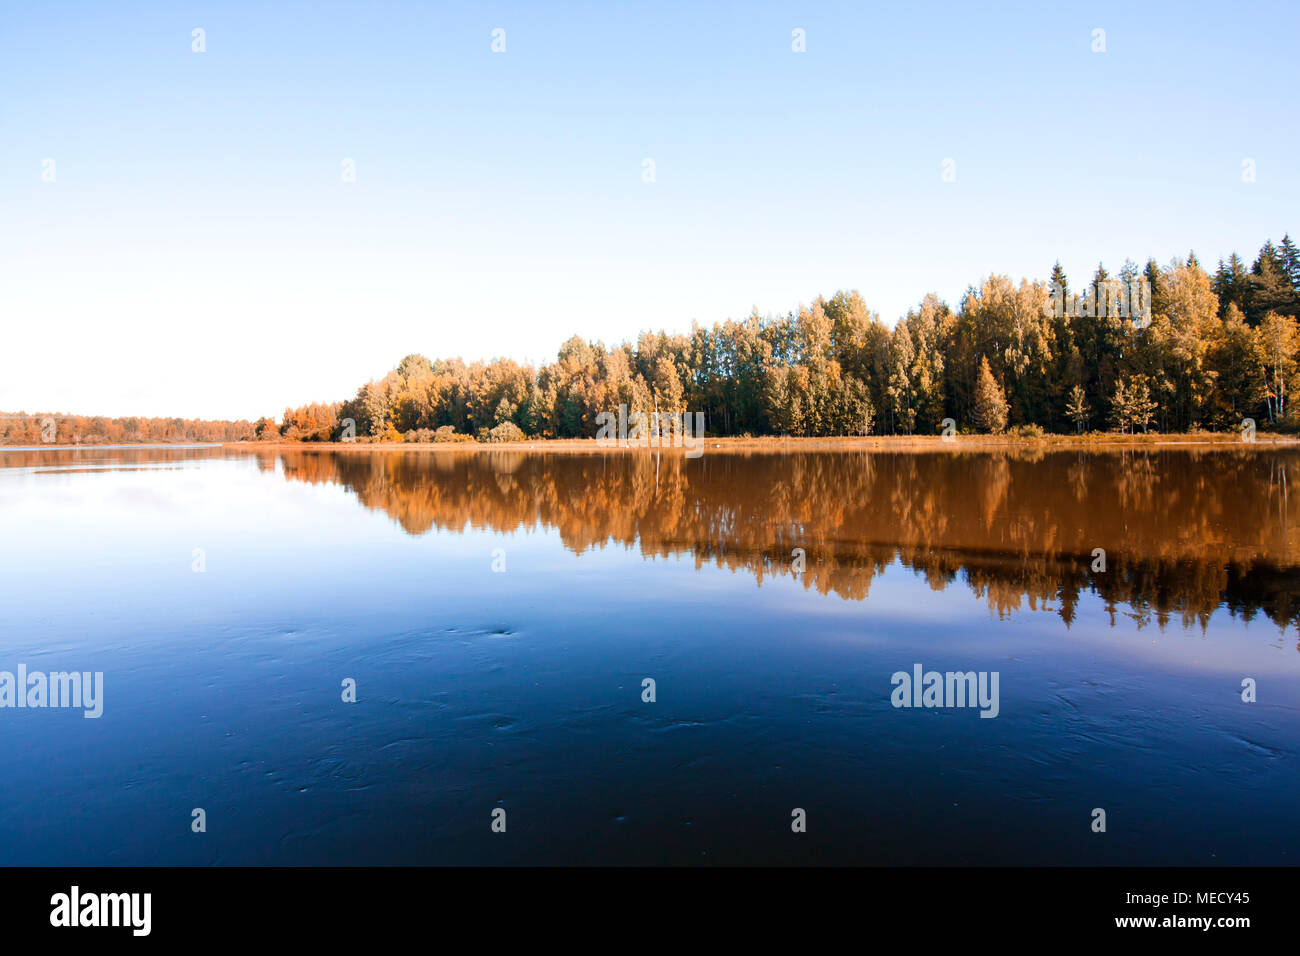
[0, 414, 254, 445]
[273, 236, 1300, 442]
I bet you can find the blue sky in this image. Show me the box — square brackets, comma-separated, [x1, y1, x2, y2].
[1, 1, 1297, 420]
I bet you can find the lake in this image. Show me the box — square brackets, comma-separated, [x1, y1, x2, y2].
[0, 444, 1297, 865]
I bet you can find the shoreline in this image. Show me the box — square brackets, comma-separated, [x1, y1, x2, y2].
[4, 433, 1297, 452]
[246, 432, 1295, 448]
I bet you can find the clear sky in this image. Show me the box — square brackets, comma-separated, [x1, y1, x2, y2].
[2, 0, 1297, 421]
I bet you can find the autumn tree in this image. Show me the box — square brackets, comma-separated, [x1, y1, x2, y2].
[1256, 312, 1298, 424]
[1065, 385, 1089, 433]
[971, 356, 1008, 433]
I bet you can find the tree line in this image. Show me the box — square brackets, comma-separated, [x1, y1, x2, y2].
[0, 414, 255, 445]
[272, 235, 1299, 442]
[6, 235, 1297, 445]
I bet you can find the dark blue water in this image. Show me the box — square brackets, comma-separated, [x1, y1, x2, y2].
[0, 445, 1296, 864]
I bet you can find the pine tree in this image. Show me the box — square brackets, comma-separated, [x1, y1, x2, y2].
[1090, 263, 1109, 310]
[1213, 253, 1251, 319]
[1279, 234, 1300, 290]
[971, 356, 1008, 433]
[1144, 258, 1168, 317]
[1049, 261, 1069, 297]
[1213, 259, 1230, 313]
[1250, 240, 1297, 323]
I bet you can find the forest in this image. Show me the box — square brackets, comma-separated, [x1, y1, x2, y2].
[4, 235, 1297, 445]
[276, 236, 1300, 443]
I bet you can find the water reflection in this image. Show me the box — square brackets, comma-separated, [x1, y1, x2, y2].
[226, 446, 1300, 636]
[2, 443, 1297, 865]
[5, 444, 1295, 636]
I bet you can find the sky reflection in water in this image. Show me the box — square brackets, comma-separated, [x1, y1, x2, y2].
[0, 445, 1296, 865]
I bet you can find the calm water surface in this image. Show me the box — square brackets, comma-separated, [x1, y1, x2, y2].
[1, 445, 1297, 865]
